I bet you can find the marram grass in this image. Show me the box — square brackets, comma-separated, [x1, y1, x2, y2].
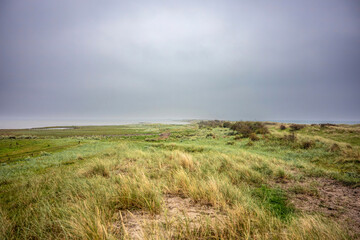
[0, 123, 359, 239]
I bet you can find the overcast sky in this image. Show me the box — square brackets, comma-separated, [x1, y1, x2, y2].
[1, 0, 359, 121]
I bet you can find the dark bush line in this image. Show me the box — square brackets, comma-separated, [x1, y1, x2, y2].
[267, 133, 318, 150]
[198, 120, 269, 139]
[289, 124, 306, 131]
[230, 121, 269, 138]
[320, 123, 337, 129]
[198, 120, 225, 128]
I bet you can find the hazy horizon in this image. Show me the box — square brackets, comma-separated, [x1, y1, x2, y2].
[1, 0, 360, 121]
[0, 117, 359, 129]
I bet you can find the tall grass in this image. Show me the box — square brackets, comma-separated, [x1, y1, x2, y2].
[0, 123, 357, 239]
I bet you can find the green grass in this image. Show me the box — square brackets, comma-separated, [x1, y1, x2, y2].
[0, 122, 358, 239]
[300, 125, 360, 146]
[0, 124, 194, 137]
[252, 185, 295, 221]
[0, 138, 81, 163]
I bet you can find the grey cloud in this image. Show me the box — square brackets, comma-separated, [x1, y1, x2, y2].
[1, 0, 359, 121]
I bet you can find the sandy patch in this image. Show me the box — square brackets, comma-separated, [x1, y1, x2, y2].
[113, 194, 226, 239]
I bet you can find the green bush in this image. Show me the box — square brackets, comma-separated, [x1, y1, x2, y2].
[230, 121, 269, 138]
[223, 121, 232, 128]
[198, 120, 224, 128]
[301, 140, 315, 149]
[246, 141, 254, 146]
[249, 133, 259, 141]
[206, 133, 215, 138]
[290, 124, 305, 131]
[234, 135, 242, 140]
[283, 133, 297, 143]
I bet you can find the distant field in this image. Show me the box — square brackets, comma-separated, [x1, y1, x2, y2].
[0, 124, 173, 137]
[0, 122, 359, 239]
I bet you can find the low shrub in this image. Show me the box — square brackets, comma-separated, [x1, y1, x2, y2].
[275, 169, 286, 179]
[206, 133, 215, 138]
[329, 143, 340, 152]
[320, 123, 336, 128]
[246, 141, 254, 146]
[198, 120, 224, 128]
[249, 133, 259, 141]
[230, 121, 269, 138]
[301, 140, 315, 149]
[280, 125, 286, 130]
[234, 135, 242, 140]
[236, 124, 252, 138]
[227, 131, 237, 136]
[222, 121, 232, 128]
[86, 163, 110, 177]
[290, 124, 306, 131]
[283, 133, 297, 143]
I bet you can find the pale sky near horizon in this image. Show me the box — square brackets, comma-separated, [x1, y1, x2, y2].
[1, 0, 360, 121]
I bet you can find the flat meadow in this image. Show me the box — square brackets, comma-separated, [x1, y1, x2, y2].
[0, 121, 359, 239]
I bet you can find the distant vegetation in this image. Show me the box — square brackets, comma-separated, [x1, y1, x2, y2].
[199, 120, 269, 138]
[289, 124, 306, 131]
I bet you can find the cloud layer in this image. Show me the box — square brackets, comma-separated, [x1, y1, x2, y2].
[1, 0, 360, 121]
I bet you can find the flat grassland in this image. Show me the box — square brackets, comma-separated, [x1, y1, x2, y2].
[0, 122, 359, 239]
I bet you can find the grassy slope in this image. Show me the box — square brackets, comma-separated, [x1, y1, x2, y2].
[0, 138, 81, 163]
[0, 123, 359, 239]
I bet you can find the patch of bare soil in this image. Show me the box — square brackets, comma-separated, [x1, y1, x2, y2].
[158, 132, 171, 140]
[113, 195, 225, 240]
[277, 177, 360, 237]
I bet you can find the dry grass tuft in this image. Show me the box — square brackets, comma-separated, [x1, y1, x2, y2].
[172, 150, 195, 170]
[85, 163, 110, 177]
[329, 143, 340, 152]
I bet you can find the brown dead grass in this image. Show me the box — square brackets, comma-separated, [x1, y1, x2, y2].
[158, 132, 171, 140]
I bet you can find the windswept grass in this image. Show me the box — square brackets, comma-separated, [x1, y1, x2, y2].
[0, 122, 358, 239]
